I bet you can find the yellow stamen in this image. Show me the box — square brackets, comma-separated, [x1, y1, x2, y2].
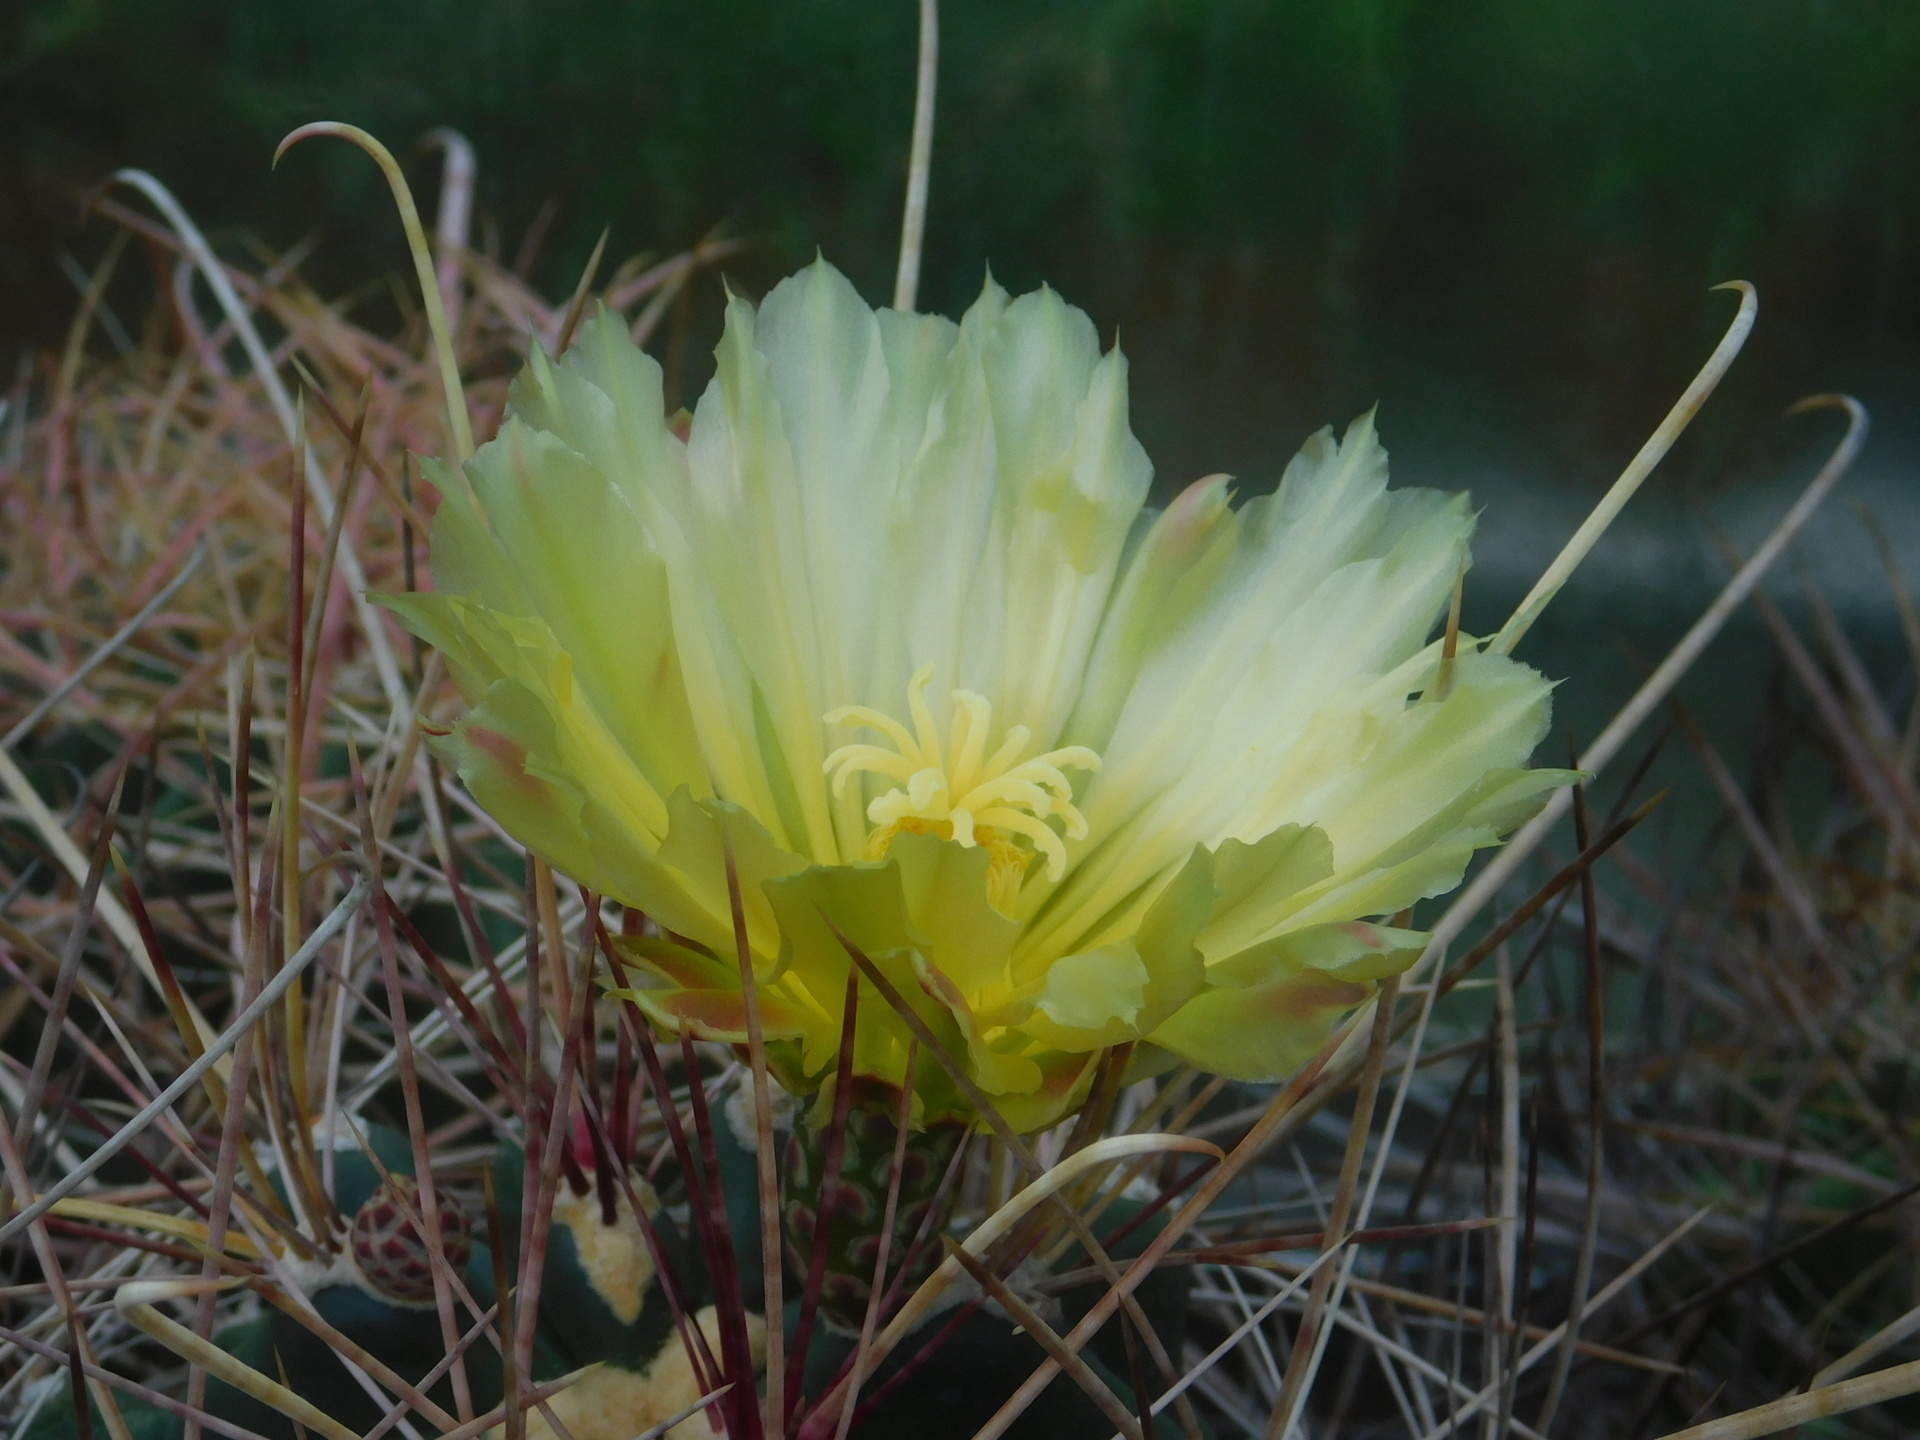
[824, 666, 1100, 909]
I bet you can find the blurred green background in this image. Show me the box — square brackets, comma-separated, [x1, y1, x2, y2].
[8, 0, 1919, 460]
[6, 0, 1920, 806]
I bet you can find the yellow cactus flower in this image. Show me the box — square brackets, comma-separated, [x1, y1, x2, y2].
[384, 259, 1571, 1131]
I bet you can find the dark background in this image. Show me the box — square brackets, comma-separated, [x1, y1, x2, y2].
[5, 0, 1920, 816]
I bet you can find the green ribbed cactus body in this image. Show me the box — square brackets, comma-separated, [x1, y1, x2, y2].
[781, 1079, 965, 1334]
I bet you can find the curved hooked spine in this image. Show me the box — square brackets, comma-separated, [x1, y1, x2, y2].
[1493, 279, 1759, 656]
[274, 122, 475, 467]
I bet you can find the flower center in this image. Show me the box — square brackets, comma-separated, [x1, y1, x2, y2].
[823, 666, 1101, 911]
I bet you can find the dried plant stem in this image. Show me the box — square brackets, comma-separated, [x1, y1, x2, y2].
[57, 230, 130, 402]
[942, 1236, 1146, 1440]
[109, 168, 411, 713]
[965, 1020, 1356, 1440]
[119, 1283, 356, 1440]
[1, 543, 205, 752]
[483, 1164, 521, 1440]
[1654, 1356, 1920, 1440]
[419, 1376, 581, 1440]
[787, 973, 861, 1426]
[1674, 708, 1833, 957]
[0, 1102, 136, 1440]
[892, 0, 939, 311]
[1141, 1246, 1348, 1431]
[1406, 1207, 1713, 1440]
[16, 763, 126, 1152]
[1812, 1297, 1920, 1388]
[554, 228, 610, 355]
[363, 1305, 504, 1440]
[829, 929, 1205, 1438]
[1192, 1260, 1678, 1375]
[358, 750, 476, 1421]
[1494, 945, 1522, 1309]
[0, 733, 169, 1001]
[630, 1387, 736, 1440]
[424, 128, 476, 335]
[0, 876, 369, 1247]
[0, 1318, 264, 1440]
[194, 1009, 259, 1440]
[298, 376, 371, 722]
[510, 922, 586, 1434]
[253, 1282, 460, 1432]
[807, 1133, 1215, 1433]
[1535, 781, 1607, 1434]
[1265, 976, 1400, 1439]
[280, 408, 310, 1138]
[1748, 574, 1919, 832]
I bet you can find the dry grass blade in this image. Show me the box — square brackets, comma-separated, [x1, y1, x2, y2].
[16, 760, 127, 1147]
[553, 227, 610, 356]
[422, 128, 475, 333]
[1405, 1207, 1715, 1440]
[106, 168, 411, 711]
[116, 1282, 355, 1440]
[0, 1318, 270, 1440]
[1533, 774, 1608, 1435]
[0, 877, 369, 1246]
[1653, 1356, 1920, 1440]
[0, 728, 155, 984]
[1265, 975, 1400, 1438]
[2, 545, 206, 752]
